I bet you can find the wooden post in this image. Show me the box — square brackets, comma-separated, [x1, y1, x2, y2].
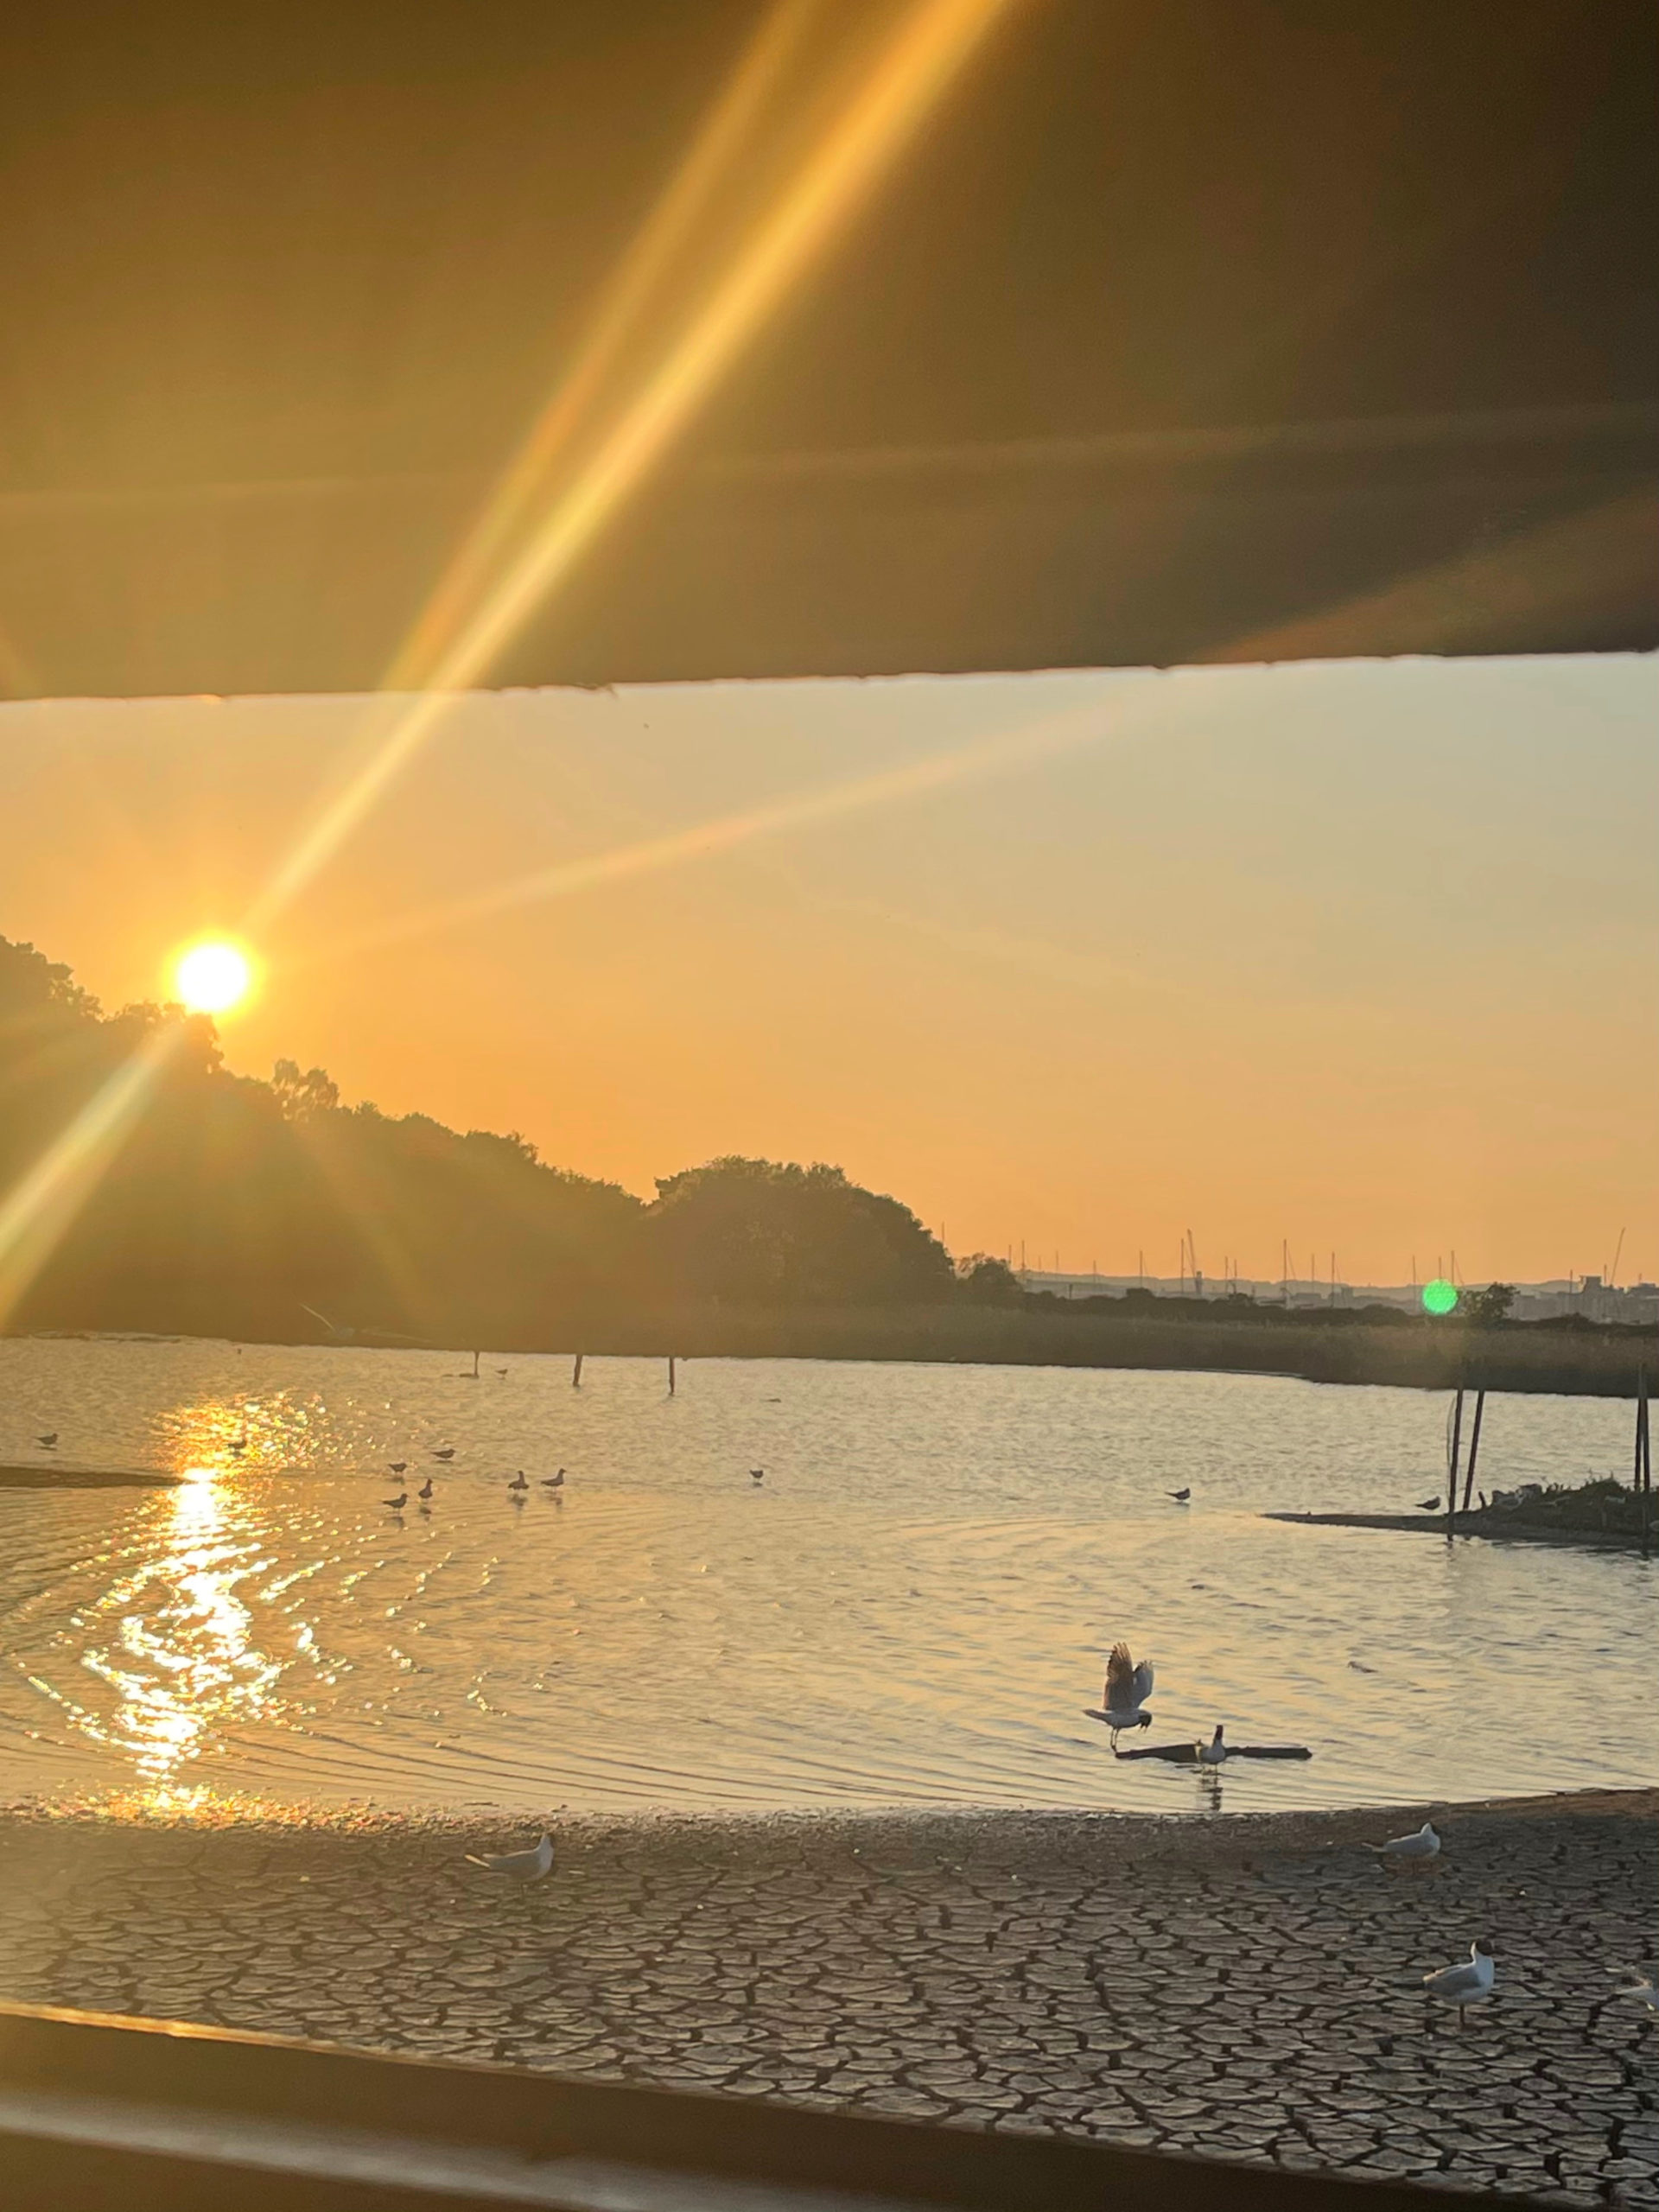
[1446, 1385, 1465, 1536]
[1460, 1388, 1486, 1515]
[572, 1353, 584, 1388]
[667, 1355, 677, 1396]
[1638, 1369, 1651, 1560]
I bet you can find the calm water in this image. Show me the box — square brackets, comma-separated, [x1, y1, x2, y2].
[0, 1338, 1652, 1819]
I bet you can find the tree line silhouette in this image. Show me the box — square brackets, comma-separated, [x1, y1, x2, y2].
[0, 937, 976, 1344]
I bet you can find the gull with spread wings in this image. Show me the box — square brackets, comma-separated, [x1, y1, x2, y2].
[1084, 1642, 1155, 1742]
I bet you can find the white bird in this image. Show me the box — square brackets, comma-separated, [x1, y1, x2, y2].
[1198, 1723, 1227, 1765]
[1364, 1820, 1441, 1868]
[1423, 1940, 1496, 2028]
[464, 1830, 555, 1884]
[1610, 1968, 1659, 2010]
[1096, 1642, 1154, 1740]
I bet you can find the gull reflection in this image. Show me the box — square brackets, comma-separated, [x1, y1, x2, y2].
[79, 1471, 286, 1793]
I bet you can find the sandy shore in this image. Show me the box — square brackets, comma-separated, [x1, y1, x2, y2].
[0, 1790, 1653, 2203]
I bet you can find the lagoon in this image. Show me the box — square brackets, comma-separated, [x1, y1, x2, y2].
[0, 1337, 1651, 1816]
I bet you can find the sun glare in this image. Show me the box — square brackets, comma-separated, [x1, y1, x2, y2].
[173, 940, 254, 1017]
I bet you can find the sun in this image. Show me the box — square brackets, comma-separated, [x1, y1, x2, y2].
[173, 939, 255, 1017]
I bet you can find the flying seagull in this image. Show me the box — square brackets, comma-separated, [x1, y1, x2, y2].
[465, 1830, 555, 1885]
[1363, 1821, 1440, 1869]
[1610, 1968, 1659, 2010]
[384, 1491, 408, 1510]
[1084, 1642, 1154, 1741]
[1423, 1940, 1496, 2029]
[1167, 1487, 1191, 1503]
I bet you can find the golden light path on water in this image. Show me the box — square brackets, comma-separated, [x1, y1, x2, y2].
[1, 1339, 1653, 1823]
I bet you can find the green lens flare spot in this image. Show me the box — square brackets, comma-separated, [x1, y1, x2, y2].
[1422, 1279, 1459, 1316]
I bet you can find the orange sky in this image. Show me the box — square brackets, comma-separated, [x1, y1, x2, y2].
[2, 651, 1654, 1287]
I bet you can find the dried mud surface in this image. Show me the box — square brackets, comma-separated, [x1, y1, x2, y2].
[0, 1791, 1654, 2203]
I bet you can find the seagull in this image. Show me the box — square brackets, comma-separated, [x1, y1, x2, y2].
[384, 1491, 408, 1510]
[1415, 1497, 1441, 1512]
[1198, 1723, 1228, 1765]
[751, 1467, 766, 1484]
[1423, 1940, 1496, 2029]
[464, 1830, 555, 1884]
[1167, 1487, 1191, 1503]
[37, 1433, 57, 1448]
[1363, 1821, 1441, 1869]
[389, 1461, 408, 1474]
[1610, 1968, 1659, 2010]
[541, 1469, 565, 1490]
[509, 1471, 530, 1491]
[1087, 1642, 1154, 1741]
[433, 1447, 455, 1462]
[417, 1478, 435, 1500]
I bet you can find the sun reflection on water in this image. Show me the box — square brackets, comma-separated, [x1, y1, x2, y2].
[78, 1468, 289, 1796]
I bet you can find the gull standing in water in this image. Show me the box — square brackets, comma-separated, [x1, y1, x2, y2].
[384, 1491, 408, 1511]
[509, 1470, 530, 1492]
[1423, 1941, 1496, 2029]
[1085, 1643, 1154, 1741]
[1363, 1821, 1440, 1871]
[417, 1477, 435, 1501]
[1198, 1724, 1228, 1764]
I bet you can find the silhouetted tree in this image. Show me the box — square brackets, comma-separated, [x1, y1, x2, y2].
[1464, 1282, 1516, 1324]
[644, 1157, 954, 1307]
[955, 1254, 1022, 1305]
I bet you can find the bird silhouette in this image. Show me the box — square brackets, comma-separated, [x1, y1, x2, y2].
[509, 1471, 530, 1491]
[751, 1467, 766, 1484]
[1415, 1496, 1441, 1512]
[37, 1433, 57, 1448]
[384, 1491, 408, 1510]
[1167, 1487, 1191, 1503]
[417, 1477, 435, 1500]
[495, 1368, 509, 1377]
[541, 1469, 565, 1490]
[434, 1447, 455, 1461]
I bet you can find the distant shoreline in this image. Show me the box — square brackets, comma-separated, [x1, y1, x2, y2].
[10, 1308, 1654, 1398]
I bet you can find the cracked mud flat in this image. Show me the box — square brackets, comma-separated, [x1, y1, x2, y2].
[0, 1791, 1653, 2204]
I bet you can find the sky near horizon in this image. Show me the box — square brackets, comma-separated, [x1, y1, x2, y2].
[2, 651, 1654, 1287]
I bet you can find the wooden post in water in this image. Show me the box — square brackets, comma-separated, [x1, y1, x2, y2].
[1446, 1385, 1465, 1537]
[1638, 1368, 1650, 1560]
[572, 1353, 584, 1389]
[1460, 1388, 1486, 1515]
[667, 1355, 677, 1396]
